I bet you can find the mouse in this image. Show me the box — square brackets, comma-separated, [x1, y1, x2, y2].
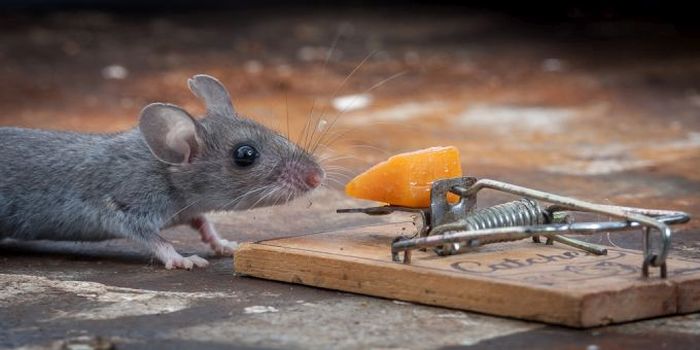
[0, 74, 325, 269]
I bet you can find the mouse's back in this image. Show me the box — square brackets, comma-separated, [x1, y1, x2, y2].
[1, 128, 96, 239]
[0, 126, 170, 240]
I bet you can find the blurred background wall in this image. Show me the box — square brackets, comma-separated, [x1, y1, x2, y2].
[1, 0, 699, 214]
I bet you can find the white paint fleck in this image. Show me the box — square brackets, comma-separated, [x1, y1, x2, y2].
[316, 119, 328, 131]
[244, 305, 279, 314]
[687, 89, 700, 108]
[244, 60, 263, 74]
[541, 58, 565, 72]
[404, 51, 420, 65]
[297, 46, 336, 62]
[544, 159, 655, 176]
[101, 64, 128, 80]
[661, 131, 700, 149]
[332, 94, 373, 112]
[457, 104, 576, 134]
[276, 64, 292, 77]
[344, 101, 446, 125]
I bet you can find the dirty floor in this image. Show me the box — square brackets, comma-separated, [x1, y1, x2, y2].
[1, 8, 700, 349]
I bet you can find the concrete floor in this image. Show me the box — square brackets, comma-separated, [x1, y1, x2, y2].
[1, 8, 700, 349]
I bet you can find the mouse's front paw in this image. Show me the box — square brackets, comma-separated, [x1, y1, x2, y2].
[164, 254, 210, 270]
[211, 239, 239, 256]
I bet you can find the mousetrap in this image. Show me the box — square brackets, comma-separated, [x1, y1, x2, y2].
[234, 176, 700, 327]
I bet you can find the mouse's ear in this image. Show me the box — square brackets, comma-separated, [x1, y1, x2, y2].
[187, 74, 236, 118]
[139, 103, 201, 165]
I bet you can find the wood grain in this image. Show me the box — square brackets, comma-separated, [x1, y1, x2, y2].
[234, 222, 700, 327]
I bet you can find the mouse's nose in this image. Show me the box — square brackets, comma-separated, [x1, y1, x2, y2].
[304, 170, 323, 189]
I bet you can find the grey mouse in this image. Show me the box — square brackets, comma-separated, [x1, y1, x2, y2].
[0, 74, 325, 269]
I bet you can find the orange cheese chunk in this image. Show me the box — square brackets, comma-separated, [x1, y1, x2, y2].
[345, 146, 462, 208]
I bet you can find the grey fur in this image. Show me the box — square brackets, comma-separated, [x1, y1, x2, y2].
[0, 74, 323, 254]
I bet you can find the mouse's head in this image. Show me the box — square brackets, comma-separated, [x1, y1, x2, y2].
[139, 74, 324, 212]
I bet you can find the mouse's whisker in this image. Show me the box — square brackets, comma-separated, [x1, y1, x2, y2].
[245, 186, 276, 210]
[272, 185, 292, 208]
[311, 128, 367, 151]
[322, 163, 353, 170]
[319, 159, 359, 169]
[301, 28, 346, 154]
[345, 143, 393, 156]
[311, 70, 408, 155]
[312, 129, 385, 155]
[306, 50, 378, 155]
[314, 147, 366, 166]
[327, 167, 352, 175]
[248, 186, 281, 210]
[324, 176, 347, 188]
[165, 198, 204, 226]
[324, 169, 353, 178]
[273, 185, 287, 204]
[286, 188, 295, 205]
[285, 92, 291, 142]
[325, 173, 352, 182]
[325, 171, 352, 180]
[220, 186, 268, 212]
[272, 188, 285, 207]
[279, 185, 296, 207]
[316, 151, 356, 163]
[312, 129, 356, 157]
[317, 121, 418, 154]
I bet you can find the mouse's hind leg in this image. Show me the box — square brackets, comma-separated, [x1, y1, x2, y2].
[150, 236, 210, 270]
[191, 215, 238, 256]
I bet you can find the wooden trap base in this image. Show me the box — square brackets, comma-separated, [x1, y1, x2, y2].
[234, 221, 700, 327]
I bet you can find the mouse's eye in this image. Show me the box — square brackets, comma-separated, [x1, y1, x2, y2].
[233, 144, 259, 167]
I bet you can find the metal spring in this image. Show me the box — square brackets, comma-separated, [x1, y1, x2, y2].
[464, 198, 546, 231]
[429, 198, 549, 253]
